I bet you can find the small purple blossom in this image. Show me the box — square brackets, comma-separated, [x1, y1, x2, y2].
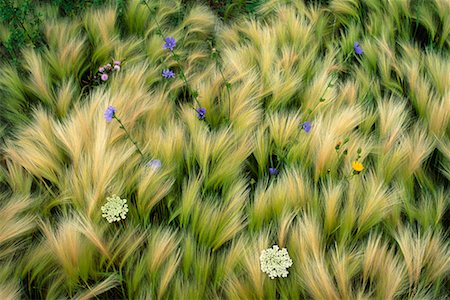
[162, 69, 175, 78]
[114, 65, 121, 71]
[301, 121, 312, 133]
[99, 66, 105, 73]
[104, 106, 116, 122]
[269, 167, 279, 175]
[114, 60, 121, 66]
[163, 37, 176, 51]
[196, 107, 206, 120]
[101, 73, 109, 81]
[353, 42, 363, 55]
[146, 159, 162, 171]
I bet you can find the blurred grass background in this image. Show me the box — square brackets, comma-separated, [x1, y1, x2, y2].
[0, 0, 449, 299]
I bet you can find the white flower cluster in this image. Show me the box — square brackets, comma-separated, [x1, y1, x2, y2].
[260, 245, 293, 279]
[101, 194, 129, 223]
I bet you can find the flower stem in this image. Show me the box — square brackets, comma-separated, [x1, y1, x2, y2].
[169, 49, 201, 107]
[113, 115, 145, 158]
[305, 76, 335, 119]
[215, 55, 232, 121]
[210, 45, 232, 121]
[141, 0, 201, 108]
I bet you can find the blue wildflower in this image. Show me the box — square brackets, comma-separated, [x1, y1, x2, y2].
[163, 37, 176, 51]
[104, 106, 116, 122]
[301, 121, 312, 133]
[162, 69, 175, 78]
[196, 107, 206, 120]
[353, 42, 363, 55]
[146, 159, 162, 171]
[269, 167, 279, 175]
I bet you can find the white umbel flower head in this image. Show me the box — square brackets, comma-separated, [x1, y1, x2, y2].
[101, 194, 129, 223]
[260, 245, 293, 279]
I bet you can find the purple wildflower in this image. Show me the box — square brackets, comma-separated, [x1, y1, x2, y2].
[269, 167, 279, 175]
[196, 107, 206, 120]
[104, 106, 116, 122]
[114, 60, 121, 66]
[114, 65, 121, 71]
[146, 159, 162, 171]
[301, 121, 312, 133]
[99, 66, 105, 73]
[101, 73, 109, 81]
[353, 42, 363, 55]
[162, 69, 175, 78]
[163, 37, 176, 51]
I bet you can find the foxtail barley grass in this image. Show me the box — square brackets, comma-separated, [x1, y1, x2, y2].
[0, 0, 449, 298]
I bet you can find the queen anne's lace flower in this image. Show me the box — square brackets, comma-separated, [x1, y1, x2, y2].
[260, 245, 293, 279]
[101, 194, 129, 223]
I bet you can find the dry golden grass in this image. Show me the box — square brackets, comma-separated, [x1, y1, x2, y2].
[0, 0, 448, 298]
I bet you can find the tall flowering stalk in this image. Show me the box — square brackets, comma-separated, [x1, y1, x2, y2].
[162, 37, 202, 108]
[304, 74, 336, 119]
[141, 0, 204, 118]
[335, 145, 364, 180]
[104, 106, 145, 158]
[300, 74, 337, 133]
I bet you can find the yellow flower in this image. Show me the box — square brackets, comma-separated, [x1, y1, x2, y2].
[352, 161, 364, 172]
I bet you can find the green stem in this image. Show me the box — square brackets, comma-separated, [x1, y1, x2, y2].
[142, 0, 201, 109]
[342, 51, 353, 65]
[119, 267, 127, 299]
[169, 48, 201, 107]
[216, 61, 231, 121]
[142, 0, 165, 38]
[305, 78, 334, 119]
[113, 115, 145, 159]
[211, 48, 232, 120]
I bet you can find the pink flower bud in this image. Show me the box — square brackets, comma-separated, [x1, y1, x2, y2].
[101, 73, 109, 81]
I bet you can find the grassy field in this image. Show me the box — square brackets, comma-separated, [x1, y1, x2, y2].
[0, 0, 449, 299]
